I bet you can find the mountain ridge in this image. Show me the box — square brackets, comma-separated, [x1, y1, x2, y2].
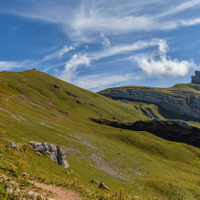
[98, 83, 200, 121]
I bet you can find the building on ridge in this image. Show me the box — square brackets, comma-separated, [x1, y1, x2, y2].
[191, 71, 200, 84]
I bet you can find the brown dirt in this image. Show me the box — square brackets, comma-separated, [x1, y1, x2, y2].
[34, 181, 81, 200]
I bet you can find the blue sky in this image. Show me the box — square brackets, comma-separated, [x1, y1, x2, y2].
[1, 0, 200, 91]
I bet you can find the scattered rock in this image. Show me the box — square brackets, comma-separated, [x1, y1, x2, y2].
[22, 172, 30, 177]
[166, 120, 190, 129]
[53, 84, 60, 89]
[26, 191, 34, 199]
[77, 100, 82, 104]
[37, 152, 41, 156]
[32, 192, 38, 200]
[66, 91, 77, 98]
[16, 187, 20, 193]
[153, 119, 163, 123]
[28, 142, 70, 169]
[13, 190, 18, 196]
[8, 142, 19, 151]
[134, 106, 139, 110]
[6, 185, 13, 194]
[133, 196, 141, 199]
[7, 177, 12, 181]
[99, 182, 110, 190]
[141, 108, 157, 119]
[92, 179, 100, 184]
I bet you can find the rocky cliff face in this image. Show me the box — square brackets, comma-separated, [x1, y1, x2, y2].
[99, 85, 200, 120]
[93, 118, 200, 147]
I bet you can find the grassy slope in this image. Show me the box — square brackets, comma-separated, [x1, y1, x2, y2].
[1, 70, 200, 199]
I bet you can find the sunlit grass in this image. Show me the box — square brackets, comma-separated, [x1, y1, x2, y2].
[0, 70, 200, 199]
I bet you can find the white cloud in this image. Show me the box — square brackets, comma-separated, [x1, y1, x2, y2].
[59, 54, 91, 82]
[3, 0, 200, 42]
[0, 46, 74, 73]
[158, 40, 169, 55]
[157, 0, 200, 18]
[134, 41, 195, 76]
[92, 38, 161, 60]
[42, 46, 74, 61]
[74, 73, 137, 92]
[0, 60, 30, 71]
[100, 34, 110, 48]
[58, 38, 162, 84]
[180, 18, 200, 26]
[69, 9, 177, 40]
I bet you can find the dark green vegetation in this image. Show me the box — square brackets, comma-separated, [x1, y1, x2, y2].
[1, 70, 200, 199]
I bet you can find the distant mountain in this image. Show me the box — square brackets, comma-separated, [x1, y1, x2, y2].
[99, 83, 200, 122]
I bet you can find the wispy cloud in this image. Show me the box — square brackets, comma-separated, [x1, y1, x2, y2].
[42, 46, 74, 61]
[69, 7, 177, 41]
[2, 0, 200, 42]
[74, 73, 137, 92]
[92, 39, 161, 60]
[156, 0, 200, 18]
[58, 38, 162, 83]
[59, 54, 91, 82]
[100, 34, 110, 49]
[0, 45, 74, 72]
[180, 18, 200, 26]
[134, 40, 195, 77]
[0, 60, 30, 71]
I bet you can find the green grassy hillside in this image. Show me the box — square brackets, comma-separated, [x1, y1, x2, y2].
[1, 70, 200, 199]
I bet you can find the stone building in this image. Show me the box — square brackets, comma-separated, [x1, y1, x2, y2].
[192, 71, 200, 84]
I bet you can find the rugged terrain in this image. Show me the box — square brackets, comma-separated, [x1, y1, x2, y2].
[1, 70, 200, 199]
[99, 84, 200, 121]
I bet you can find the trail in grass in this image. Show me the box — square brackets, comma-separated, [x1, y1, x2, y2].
[4, 94, 24, 102]
[34, 181, 81, 200]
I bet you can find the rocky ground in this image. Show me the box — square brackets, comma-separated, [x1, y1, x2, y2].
[0, 172, 80, 200]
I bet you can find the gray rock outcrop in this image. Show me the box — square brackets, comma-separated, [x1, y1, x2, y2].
[92, 179, 100, 184]
[53, 84, 60, 89]
[8, 142, 19, 151]
[99, 86, 200, 120]
[28, 142, 70, 169]
[66, 91, 77, 98]
[92, 180, 110, 190]
[99, 182, 110, 190]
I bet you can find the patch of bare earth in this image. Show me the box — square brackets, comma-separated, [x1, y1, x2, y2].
[33, 181, 81, 200]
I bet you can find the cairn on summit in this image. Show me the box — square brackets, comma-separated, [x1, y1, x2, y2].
[192, 71, 200, 84]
